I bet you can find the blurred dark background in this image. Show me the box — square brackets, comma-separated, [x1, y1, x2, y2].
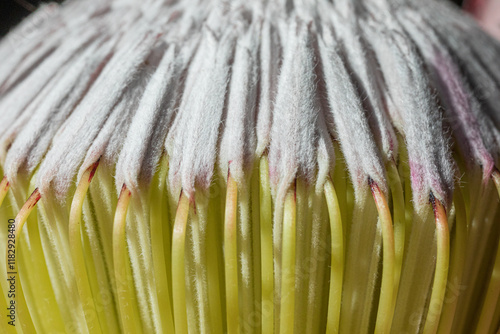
[0, 0, 465, 38]
[0, 0, 64, 37]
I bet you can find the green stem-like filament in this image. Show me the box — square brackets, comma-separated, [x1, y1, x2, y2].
[325, 178, 343, 334]
[0, 177, 9, 208]
[224, 174, 239, 334]
[251, 164, 262, 334]
[438, 185, 466, 333]
[5, 188, 40, 334]
[295, 179, 309, 334]
[398, 135, 413, 246]
[279, 184, 296, 334]
[305, 190, 327, 334]
[259, 156, 274, 334]
[190, 194, 211, 332]
[112, 185, 142, 334]
[423, 196, 450, 334]
[172, 192, 190, 334]
[69, 160, 102, 334]
[149, 156, 175, 333]
[207, 192, 224, 333]
[371, 180, 395, 334]
[474, 171, 500, 334]
[238, 185, 255, 331]
[387, 161, 405, 303]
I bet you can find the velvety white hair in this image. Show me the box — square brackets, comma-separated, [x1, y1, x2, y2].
[0, 0, 499, 210]
[1, 0, 500, 333]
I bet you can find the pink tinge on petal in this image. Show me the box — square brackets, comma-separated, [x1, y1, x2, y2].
[433, 48, 495, 183]
[410, 159, 452, 210]
[465, 0, 500, 40]
[409, 160, 427, 207]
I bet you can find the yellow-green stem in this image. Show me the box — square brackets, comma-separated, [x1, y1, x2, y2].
[150, 156, 175, 333]
[69, 160, 102, 334]
[279, 184, 296, 334]
[0, 177, 9, 208]
[172, 192, 190, 334]
[438, 185, 466, 333]
[474, 171, 500, 334]
[325, 178, 343, 334]
[259, 156, 274, 334]
[423, 196, 450, 334]
[387, 161, 405, 301]
[5, 188, 39, 334]
[225, 174, 239, 334]
[371, 180, 395, 334]
[112, 185, 142, 334]
[207, 194, 224, 333]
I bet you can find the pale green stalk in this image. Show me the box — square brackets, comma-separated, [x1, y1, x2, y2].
[150, 156, 175, 333]
[172, 193, 190, 334]
[372, 181, 395, 334]
[25, 175, 66, 333]
[69, 161, 102, 333]
[238, 185, 255, 332]
[259, 156, 274, 334]
[438, 185, 466, 333]
[422, 197, 449, 334]
[279, 185, 296, 334]
[454, 170, 497, 332]
[207, 190, 224, 333]
[129, 207, 154, 333]
[0, 175, 16, 334]
[0, 177, 8, 208]
[6, 188, 39, 334]
[112, 186, 143, 334]
[83, 189, 121, 333]
[474, 172, 500, 333]
[305, 191, 328, 334]
[325, 178, 343, 334]
[81, 211, 112, 334]
[224, 174, 239, 334]
[294, 179, 309, 334]
[391, 208, 435, 333]
[190, 193, 211, 332]
[397, 135, 413, 247]
[387, 161, 405, 301]
[251, 165, 262, 334]
[339, 189, 380, 333]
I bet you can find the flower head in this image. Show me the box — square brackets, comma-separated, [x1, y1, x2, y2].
[0, 0, 500, 333]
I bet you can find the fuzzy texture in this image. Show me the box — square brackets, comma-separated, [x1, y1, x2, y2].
[36, 29, 160, 201]
[269, 19, 328, 203]
[328, 3, 398, 162]
[398, 9, 496, 181]
[115, 44, 182, 194]
[1, 1, 500, 334]
[0, 1, 500, 210]
[3, 46, 111, 187]
[219, 23, 260, 186]
[167, 29, 236, 199]
[0, 0, 499, 208]
[361, 7, 455, 208]
[319, 25, 387, 197]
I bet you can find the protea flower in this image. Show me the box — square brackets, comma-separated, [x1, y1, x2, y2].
[1, 0, 500, 333]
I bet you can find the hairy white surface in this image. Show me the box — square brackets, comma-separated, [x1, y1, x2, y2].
[362, 7, 455, 208]
[269, 19, 322, 202]
[2, 2, 500, 334]
[219, 24, 260, 187]
[0, 0, 499, 211]
[3, 37, 114, 183]
[319, 26, 387, 196]
[36, 28, 160, 201]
